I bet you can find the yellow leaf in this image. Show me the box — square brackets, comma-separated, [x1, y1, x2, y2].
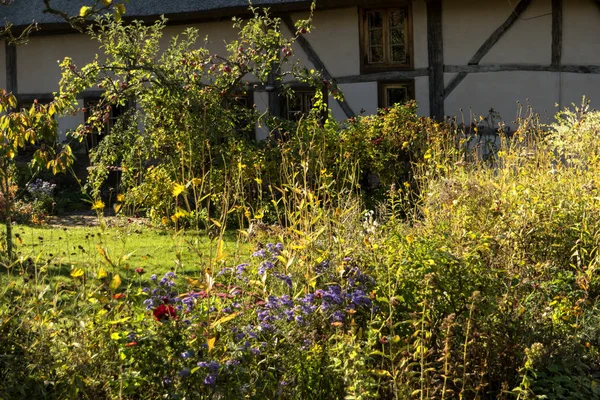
[101, 0, 112, 6]
[210, 218, 222, 228]
[97, 268, 108, 279]
[113, 203, 122, 214]
[96, 244, 106, 256]
[215, 238, 227, 262]
[116, 194, 125, 202]
[70, 268, 85, 278]
[79, 6, 93, 17]
[191, 178, 202, 186]
[207, 335, 217, 352]
[172, 183, 185, 197]
[110, 274, 122, 290]
[210, 312, 240, 329]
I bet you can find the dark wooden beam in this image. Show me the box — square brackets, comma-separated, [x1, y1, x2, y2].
[551, 0, 563, 67]
[444, 0, 533, 99]
[281, 16, 355, 118]
[5, 41, 17, 94]
[336, 69, 429, 84]
[426, 0, 444, 120]
[445, 64, 600, 74]
[266, 65, 281, 119]
[469, 0, 533, 66]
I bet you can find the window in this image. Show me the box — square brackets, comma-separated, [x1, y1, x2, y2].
[84, 99, 129, 151]
[360, 5, 412, 72]
[281, 90, 315, 121]
[378, 81, 415, 108]
[225, 90, 255, 136]
[279, 88, 327, 121]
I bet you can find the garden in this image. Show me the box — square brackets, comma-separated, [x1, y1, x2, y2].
[1, 6, 600, 400]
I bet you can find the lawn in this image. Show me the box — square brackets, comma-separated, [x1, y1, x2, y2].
[8, 221, 251, 283]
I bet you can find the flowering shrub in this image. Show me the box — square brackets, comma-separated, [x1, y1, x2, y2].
[84, 244, 377, 399]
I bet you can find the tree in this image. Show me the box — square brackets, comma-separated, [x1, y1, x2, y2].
[0, 92, 73, 259]
[56, 5, 332, 230]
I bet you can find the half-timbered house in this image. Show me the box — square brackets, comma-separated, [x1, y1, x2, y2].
[1, 0, 599, 138]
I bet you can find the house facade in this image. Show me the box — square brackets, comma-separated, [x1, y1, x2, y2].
[1, 0, 600, 139]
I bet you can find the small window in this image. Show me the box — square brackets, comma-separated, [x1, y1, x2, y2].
[225, 90, 255, 136]
[84, 99, 128, 150]
[378, 81, 415, 108]
[281, 90, 315, 121]
[361, 6, 412, 72]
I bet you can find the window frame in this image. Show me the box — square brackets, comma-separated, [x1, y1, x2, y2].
[279, 86, 328, 122]
[359, 3, 414, 74]
[82, 95, 132, 152]
[378, 80, 415, 109]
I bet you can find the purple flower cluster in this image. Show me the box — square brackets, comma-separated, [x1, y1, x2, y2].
[197, 360, 220, 385]
[252, 261, 375, 327]
[252, 243, 283, 276]
[26, 178, 56, 199]
[142, 271, 180, 311]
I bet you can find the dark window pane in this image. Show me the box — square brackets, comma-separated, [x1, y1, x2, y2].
[391, 45, 407, 63]
[390, 28, 405, 46]
[368, 12, 383, 29]
[389, 10, 406, 30]
[385, 86, 409, 106]
[369, 29, 383, 46]
[369, 46, 384, 63]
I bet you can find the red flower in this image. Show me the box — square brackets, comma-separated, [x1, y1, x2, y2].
[135, 268, 145, 275]
[153, 304, 177, 321]
[113, 293, 126, 300]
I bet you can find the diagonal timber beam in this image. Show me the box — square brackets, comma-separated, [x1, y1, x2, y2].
[281, 16, 355, 118]
[444, 0, 533, 99]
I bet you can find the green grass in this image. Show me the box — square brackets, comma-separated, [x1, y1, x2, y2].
[8, 223, 251, 282]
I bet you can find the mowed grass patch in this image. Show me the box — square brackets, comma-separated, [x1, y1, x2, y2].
[8, 223, 251, 283]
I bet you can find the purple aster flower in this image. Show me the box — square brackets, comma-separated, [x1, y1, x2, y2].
[315, 260, 330, 274]
[236, 263, 248, 274]
[331, 310, 345, 322]
[252, 249, 267, 258]
[150, 274, 157, 281]
[275, 273, 292, 288]
[180, 368, 190, 378]
[204, 374, 216, 385]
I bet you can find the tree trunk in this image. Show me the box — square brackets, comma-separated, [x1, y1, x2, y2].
[2, 174, 13, 260]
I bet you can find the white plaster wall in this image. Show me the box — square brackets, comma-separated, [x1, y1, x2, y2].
[445, 71, 560, 127]
[412, 0, 428, 69]
[57, 99, 84, 142]
[338, 82, 378, 117]
[0, 41, 6, 90]
[482, 0, 551, 64]
[563, 0, 600, 65]
[415, 76, 429, 117]
[443, 0, 552, 66]
[559, 73, 600, 110]
[254, 91, 270, 140]
[293, 8, 360, 77]
[17, 34, 101, 93]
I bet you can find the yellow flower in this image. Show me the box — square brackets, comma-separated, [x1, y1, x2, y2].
[91, 199, 105, 210]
